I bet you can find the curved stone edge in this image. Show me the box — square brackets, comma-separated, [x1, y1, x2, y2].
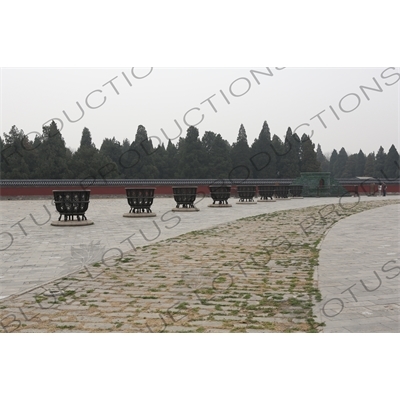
[258, 199, 276, 202]
[123, 213, 157, 218]
[312, 202, 400, 332]
[236, 201, 257, 205]
[51, 220, 94, 226]
[208, 204, 232, 208]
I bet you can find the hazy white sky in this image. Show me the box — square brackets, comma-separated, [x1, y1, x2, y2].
[1, 67, 399, 156]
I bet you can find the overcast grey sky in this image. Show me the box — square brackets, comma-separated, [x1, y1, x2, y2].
[1, 67, 399, 156]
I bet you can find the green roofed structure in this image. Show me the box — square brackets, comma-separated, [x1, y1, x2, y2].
[291, 172, 345, 197]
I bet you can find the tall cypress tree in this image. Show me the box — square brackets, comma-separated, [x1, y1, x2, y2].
[355, 150, 366, 176]
[271, 134, 284, 178]
[35, 121, 70, 178]
[384, 144, 399, 178]
[70, 127, 119, 180]
[164, 140, 178, 178]
[100, 137, 123, 168]
[231, 124, 252, 179]
[119, 125, 159, 178]
[250, 121, 278, 178]
[176, 126, 207, 178]
[374, 146, 387, 179]
[316, 144, 330, 173]
[202, 131, 232, 178]
[329, 149, 338, 178]
[300, 134, 320, 172]
[133, 125, 158, 178]
[333, 147, 348, 178]
[80, 127, 95, 148]
[342, 154, 357, 178]
[279, 128, 301, 178]
[363, 152, 375, 177]
[1, 126, 32, 178]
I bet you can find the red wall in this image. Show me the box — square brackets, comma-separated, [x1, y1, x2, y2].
[0, 183, 398, 197]
[0, 185, 213, 197]
[342, 183, 399, 195]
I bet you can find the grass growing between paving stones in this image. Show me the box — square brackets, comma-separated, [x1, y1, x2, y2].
[1, 199, 399, 333]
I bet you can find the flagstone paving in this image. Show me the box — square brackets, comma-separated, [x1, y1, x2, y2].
[314, 203, 400, 333]
[1, 195, 398, 333]
[0, 195, 381, 299]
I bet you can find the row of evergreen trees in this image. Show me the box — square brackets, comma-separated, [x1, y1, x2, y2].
[1, 121, 399, 180]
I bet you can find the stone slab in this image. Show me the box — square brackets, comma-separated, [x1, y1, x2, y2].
[51, 220, 94, 226]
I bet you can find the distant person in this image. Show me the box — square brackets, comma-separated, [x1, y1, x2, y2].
[383, 183, 387, 197]
[378, 184, 382, 196]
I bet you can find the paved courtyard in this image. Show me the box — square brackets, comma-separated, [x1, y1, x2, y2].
[0, 195, 399, 332]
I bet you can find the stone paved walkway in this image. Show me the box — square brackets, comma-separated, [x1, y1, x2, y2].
[0, 195, 384, 299]
[314, 204, 400, 333]
[1, 195, 398, 333]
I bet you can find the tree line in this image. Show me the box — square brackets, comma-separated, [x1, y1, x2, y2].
[1, 120, 399, 180]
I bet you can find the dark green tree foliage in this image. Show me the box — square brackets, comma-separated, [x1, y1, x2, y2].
[363, 152, 375, 176]
[100, 137, 123, 169]
[69, 127, 118, 180]
[342, 154, 357, 178]
[300, 134, 320, 172]
[118, 126, 158, 178]
[384, 144, 399, 178]
[202, 131, 232, 178]
[150, 142, 165, 178]
[329, 149, 338, 178]
[176, 126, 207, 178]
[355, 150, 366, 176]
[374, 146, 386, 179]
[332, 147, 348, 178]
[316, 144, 330, 173]
[1, 126, 31, 178]
[21, 132, 42, 177]
[279, 128, 301, 178]
[36, 121, 71, 179]
[2, 121, 399, 181]
[80, 128, 95, 148]
[231, 124, 252, 179]
[163, 140, 178, 178]
[133, 125, 158, 178]
[250, 121, 276, 178]
[121, 138, 131, 153]
[279, 127, 301, 178]
[271, 134, 284, 178]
